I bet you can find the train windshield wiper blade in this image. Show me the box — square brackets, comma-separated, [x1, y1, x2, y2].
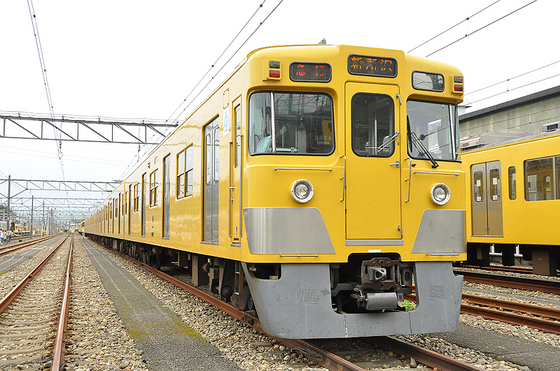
[410, 131, 439, 168]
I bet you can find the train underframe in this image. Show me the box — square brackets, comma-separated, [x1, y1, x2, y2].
[466, 242, 559, 276]
[87, 234, 463, 339]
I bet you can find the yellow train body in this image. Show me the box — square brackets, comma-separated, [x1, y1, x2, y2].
[462, 129, 560, 274]
[86, 44, 466, 338]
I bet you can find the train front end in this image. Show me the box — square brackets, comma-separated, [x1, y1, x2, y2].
[240, 45, 466, 339]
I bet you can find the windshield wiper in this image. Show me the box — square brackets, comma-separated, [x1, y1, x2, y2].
[407, 119, 438, 168]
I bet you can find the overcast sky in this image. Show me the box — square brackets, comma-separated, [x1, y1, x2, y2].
[1, 0, 559, 220]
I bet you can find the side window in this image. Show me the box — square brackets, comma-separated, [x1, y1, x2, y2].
[508, 166, 516, 200]
[473, 171, 484, 202]
[186, 146, 193, 195]
[525, 157, 554, 201]
[133, 183, 139, 211]
[352, 93, 394, 157]
[177, 146, 194, 198]
[150, 169, 159, 206]
[235, 105, 241, 168]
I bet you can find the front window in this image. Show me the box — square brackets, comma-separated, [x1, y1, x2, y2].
[407, 100, 459, 162]
[249, 92, 334, 155]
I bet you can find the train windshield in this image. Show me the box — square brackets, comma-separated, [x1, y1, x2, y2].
[249, 92, 334, 155]
[406, 100, 460, 162]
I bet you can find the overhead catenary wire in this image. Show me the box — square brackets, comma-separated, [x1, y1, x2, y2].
[466, 60, 560, 96]
[166, 0, 270, 124]
[171, 0, 284, 124]
[119, 0, 284, 182]
[426, 0, 538, 57]
[466, 73, 560, 106]
[26, 0, 66, 182]
[408, 0, 500, 54]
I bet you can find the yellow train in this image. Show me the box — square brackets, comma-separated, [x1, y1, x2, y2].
[462, 129, 560, 276]
[85, 44, 466, 339]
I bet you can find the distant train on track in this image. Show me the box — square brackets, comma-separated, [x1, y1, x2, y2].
[461, 129, 560, 276]
[85, 44, 466, 339]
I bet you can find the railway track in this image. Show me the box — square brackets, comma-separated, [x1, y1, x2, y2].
[456, 269, 560, 295]
[0, 235, 73, 369]
[461, 292, 560, 334]
[0, 235, 55, 257]
[105, 245, 484, 371]
[462, 264, 560, 277]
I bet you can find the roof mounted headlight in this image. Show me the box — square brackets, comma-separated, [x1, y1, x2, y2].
[431, 183, 451, 205]
[291, 179, 314, 203]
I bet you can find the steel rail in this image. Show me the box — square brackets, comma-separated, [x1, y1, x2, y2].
[456, 270, 560, 295]
[0, 235, 56, 256]
[367, 337, 485, 371]
[462, 265, 560, 277]
[51, 237, 74, 371]
[462, 292, 560, 321]
[0, 235, 68, 313]
[461, 303, 560, 335]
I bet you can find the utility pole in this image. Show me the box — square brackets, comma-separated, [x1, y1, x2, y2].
[7, 176, 11, 232]
[30, 195, 34, 236]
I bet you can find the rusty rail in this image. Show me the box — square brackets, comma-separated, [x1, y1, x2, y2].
[0, 235, 56, 257]
[0, 235, 68, 313]
[456, 270, 560, 295]
[51, 237, 74, 370]
[367, 337, 485, 371]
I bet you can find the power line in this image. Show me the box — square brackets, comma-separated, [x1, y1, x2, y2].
[166, 0, 270, 124]
[426, 0, 538, 57]
[408, 0, 500, 54]
[172, 0, 284, 123]
[119, 1, 285, 182]
[26, 0, 66, 181]
[466, 60, 560, 96]
[467, 73, 560, 106]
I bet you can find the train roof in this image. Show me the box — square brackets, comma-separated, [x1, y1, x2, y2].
[460, 125, 560, 153]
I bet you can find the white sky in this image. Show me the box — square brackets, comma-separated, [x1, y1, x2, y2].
[1, 0, 559, 220]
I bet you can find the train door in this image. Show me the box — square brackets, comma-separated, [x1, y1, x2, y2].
[229, 103, 242, 243]
[345, 83, 402, 241]
[471, 161, 503, 236]
[141, 173, 146, 237]
[128, 184, 132, 235]
[203, 117, 220, 243]
[162, 154, 171, 239]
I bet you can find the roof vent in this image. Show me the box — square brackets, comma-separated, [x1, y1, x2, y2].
[542, 121, 559, 132]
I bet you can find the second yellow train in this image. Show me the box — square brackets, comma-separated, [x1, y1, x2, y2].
[461, 128, 560, 275]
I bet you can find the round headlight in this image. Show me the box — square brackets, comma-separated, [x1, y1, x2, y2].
[291, 179, 314, 203]
[430, 183, 451, 205]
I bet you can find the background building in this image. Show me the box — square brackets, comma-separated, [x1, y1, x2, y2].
[460, 85, 560, 138]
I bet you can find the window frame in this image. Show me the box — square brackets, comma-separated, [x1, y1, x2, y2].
[351, 92, 395, 158]
[248, 91, 335, 156]
[149, 169, 159, 207]
[177, 145, 194, 199]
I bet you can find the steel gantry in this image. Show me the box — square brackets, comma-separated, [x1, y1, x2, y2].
[0, 177, 118, 235]
[0, 113, 178, 145]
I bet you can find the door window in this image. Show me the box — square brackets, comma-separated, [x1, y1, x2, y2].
[351, 93, 394, 157]
[473, 171, 484, 202]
